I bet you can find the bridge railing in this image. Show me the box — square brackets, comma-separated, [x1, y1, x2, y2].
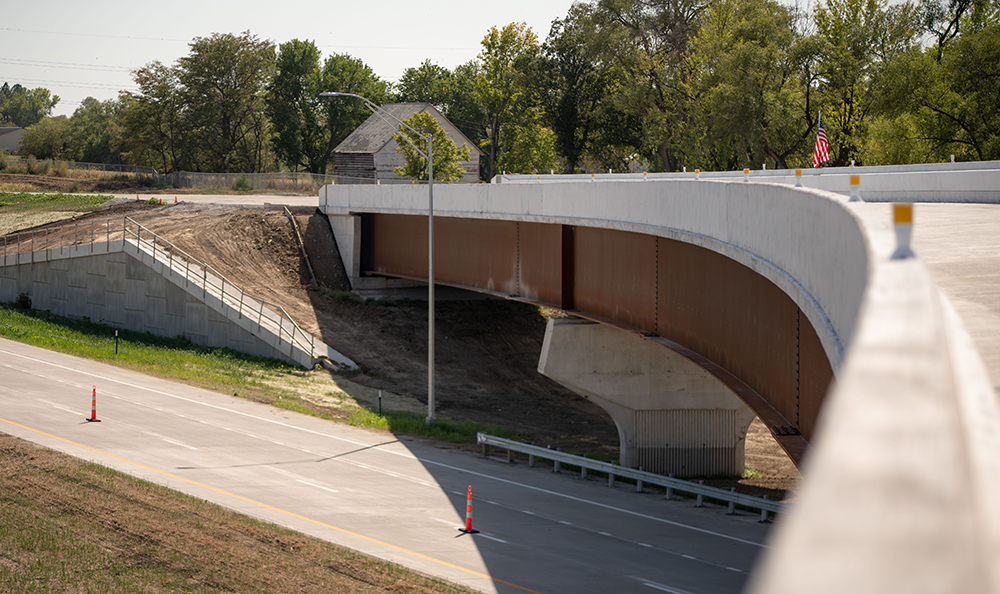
[478, 433, 785, 518]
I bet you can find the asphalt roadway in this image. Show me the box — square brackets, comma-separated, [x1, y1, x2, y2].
[0, 337, 771, 594]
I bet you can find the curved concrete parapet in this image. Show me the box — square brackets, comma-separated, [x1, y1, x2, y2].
[749, 203, 1000, 593]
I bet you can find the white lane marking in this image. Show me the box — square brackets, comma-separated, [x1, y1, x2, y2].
[42, 400, 81, 416]
[643, 583, 694, 594]
[598, 531, 613, 537]
[639, 543, 653, 548]
[521, 510, 535, 515]
[726, 567, 742, 573]
[681, 554, 696, 560]
[559, 520, 573, 526]
[632, 577, 697, 594]
[478, 534, 507, 544]
[430, 517, 459, 527]
[296, 479, 339, 494]
[161, 437, 198, 450]
[2, 347, 767, 548]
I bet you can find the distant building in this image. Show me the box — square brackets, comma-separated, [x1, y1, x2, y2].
[0, 127, 24, 153]
[333, 103, 482, 184]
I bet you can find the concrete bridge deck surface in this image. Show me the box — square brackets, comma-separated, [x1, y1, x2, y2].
[912, 203, 1000, 399]
[0, 337, 770, 594]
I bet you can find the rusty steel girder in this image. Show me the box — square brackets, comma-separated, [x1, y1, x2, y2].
[363, 213, 832, 463]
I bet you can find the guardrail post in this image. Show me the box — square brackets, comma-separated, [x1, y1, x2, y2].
[636, 467, 644, 493]
[727, 488, 736, 515]
[760, 496, 770, 522]
[528, 443, 535, 467]
[695, 481, 705, 507]
[482, 441, 489, 457]
[665, 474, 674, 499]
[507, 447, 514, 464]
[553, 447, 561, 473]
[581, 457, 588, 479]
[609, 461, 616, 488]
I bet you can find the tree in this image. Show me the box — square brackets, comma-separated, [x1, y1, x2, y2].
[476, 22, 540, 179]
[17, 117, 70, 159]
[397, 60, 455, 110]
[690, 0, 812, 169]
[67, 97, 123, 163]
[812, 0, 920, 166]
[393, 111, 470, 182]
[592, 0, 710, 171]
[539, 3, 612, 172]
[319, 53, 393, 168]
[0, 83, 59, 128]
[266, 39, 327, 173]
[118, 61, 186, 172]
[177, 31, 275, 172]
[495, 118, 558, 174]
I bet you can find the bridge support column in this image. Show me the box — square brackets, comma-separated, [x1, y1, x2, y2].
[538, 317, 755, 478]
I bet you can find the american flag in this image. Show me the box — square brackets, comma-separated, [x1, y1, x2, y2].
[813, 112, 830, 168]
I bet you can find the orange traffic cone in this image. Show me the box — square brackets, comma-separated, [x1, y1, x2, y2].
[459, 485, 479, 534]
[86, 386, 101, 422]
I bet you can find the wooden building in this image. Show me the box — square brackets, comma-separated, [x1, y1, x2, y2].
[332, 103, 482, 184]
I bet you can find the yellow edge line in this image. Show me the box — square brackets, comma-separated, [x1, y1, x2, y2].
[0, 416, 545, 594]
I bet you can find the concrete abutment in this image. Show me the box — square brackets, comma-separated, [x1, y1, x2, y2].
[538, 317, 755, 478]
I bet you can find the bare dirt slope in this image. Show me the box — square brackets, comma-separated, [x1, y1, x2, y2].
[8, 198, 800, 499]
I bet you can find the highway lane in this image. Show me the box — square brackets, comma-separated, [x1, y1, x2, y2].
[0, 337, 772, 594]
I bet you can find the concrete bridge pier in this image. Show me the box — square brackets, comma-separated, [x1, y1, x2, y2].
[538, 317, 756, 478]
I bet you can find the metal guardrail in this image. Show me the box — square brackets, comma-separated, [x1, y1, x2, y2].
[1, 215, 317, 365]
[478, 433, 785, 519]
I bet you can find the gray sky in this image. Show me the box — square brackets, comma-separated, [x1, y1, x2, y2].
[1, 0, 577, 118]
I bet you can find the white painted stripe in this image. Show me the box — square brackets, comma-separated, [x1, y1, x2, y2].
[296, 479, 338, 494]
[161, 437, 197, 450]
[598, 531, 613, 537]
[478, 533, 507, 544]
[632, 577, 697, 594]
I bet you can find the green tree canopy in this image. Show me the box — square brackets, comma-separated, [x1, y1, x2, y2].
[393, 111, 470, 182]
[17, 117, 70, 159]
[266, 39, 327, 173]
[476, 22, 540, 179]
[0, 83, 59, 128]
[177, 31, 276, 172]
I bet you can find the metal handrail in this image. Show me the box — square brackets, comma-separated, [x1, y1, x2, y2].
[120, 217, 315, 359]
[2, 216, 317, 362]
[477, 433, 785, 517]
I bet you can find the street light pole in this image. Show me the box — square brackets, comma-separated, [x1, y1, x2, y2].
[320, 91, 437, 425]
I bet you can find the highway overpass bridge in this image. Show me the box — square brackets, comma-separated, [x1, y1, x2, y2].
[321, 162, 1000, 593]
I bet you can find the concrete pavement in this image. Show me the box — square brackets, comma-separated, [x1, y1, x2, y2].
[0, 337, 771, 594]
[913, 203, 1000, 399]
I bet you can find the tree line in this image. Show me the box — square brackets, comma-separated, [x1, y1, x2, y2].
[4, 0, 998, 179]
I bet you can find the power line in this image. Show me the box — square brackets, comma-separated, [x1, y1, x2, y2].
[0, 27, 187, 43]
[0, 58, 134, 73]
[0, 76, 135, 91]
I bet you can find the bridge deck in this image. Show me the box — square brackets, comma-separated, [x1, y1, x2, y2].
[914, 203, 1000, 400]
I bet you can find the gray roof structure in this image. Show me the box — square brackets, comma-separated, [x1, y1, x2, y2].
[334, 103, 482, 156]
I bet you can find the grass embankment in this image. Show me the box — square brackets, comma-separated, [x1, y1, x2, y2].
[0, 304, 521, 445]
[0, 433, 476, 594]
[0, 191, 113, 235]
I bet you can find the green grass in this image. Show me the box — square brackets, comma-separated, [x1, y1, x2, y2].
[0, 304, 297, 398]
[0, 191, 112, 211]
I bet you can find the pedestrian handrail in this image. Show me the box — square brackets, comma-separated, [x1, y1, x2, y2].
[1, 215, 317, 366]
[477, 433, 786, 516]
[121, 217, 316, 361]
